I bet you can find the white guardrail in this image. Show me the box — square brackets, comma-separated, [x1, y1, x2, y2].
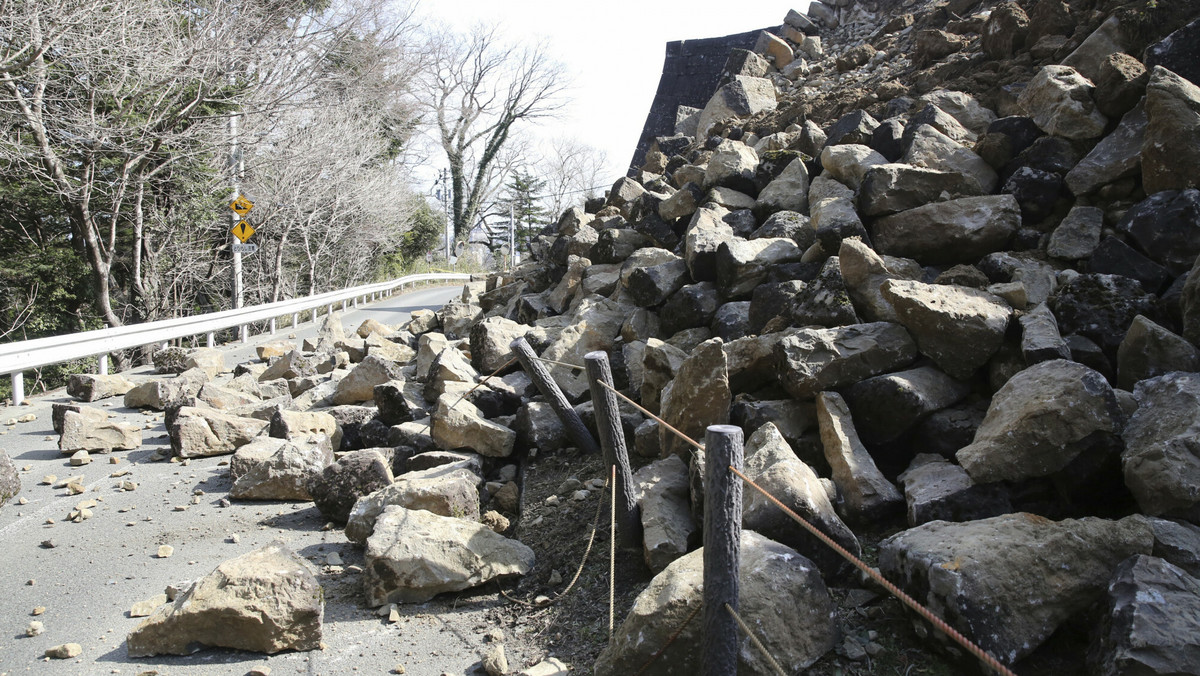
[0, 272, 474, 406]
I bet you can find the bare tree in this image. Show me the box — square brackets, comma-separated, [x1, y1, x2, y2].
[539, 136, 610, 220]
[421, 24, 568, 240]
[0, 0, 417, 330]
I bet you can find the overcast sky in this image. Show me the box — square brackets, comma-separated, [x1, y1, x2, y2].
[414, 1, 800, 190]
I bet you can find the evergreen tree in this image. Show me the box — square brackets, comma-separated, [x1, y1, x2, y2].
[500, 169, 548, 258]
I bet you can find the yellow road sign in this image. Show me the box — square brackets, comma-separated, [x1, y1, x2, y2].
[229, 195, 254, 216]
[231, 220, 255, 243]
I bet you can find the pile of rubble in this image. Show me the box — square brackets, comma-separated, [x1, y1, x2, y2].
[495, 0, 1198, 672]
[3, 0, 1199, 672]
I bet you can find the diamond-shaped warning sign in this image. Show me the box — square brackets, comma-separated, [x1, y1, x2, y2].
[231, 220, 255, 243]
[229, 195, 254, 216]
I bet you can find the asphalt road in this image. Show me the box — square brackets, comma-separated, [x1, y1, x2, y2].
[0, 284, 548, 676]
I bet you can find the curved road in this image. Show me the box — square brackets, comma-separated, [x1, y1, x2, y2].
[0, 284, 541, 676]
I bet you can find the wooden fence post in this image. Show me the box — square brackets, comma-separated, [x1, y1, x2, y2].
[509, 337, 600, 456]
[703, 424, 744, 676]
[584, 350, 641, 548]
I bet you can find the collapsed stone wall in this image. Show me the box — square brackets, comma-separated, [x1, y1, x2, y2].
[465, 0, 1200, 671]
[628, 28, 770, 174]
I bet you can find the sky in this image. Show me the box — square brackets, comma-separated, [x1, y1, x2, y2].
[414, 1, 801, 191]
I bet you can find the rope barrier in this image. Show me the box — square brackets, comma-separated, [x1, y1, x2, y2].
[725, 603, 787, 676]
[731, 466, 1019, 676]
[532, 356, 587, 372]
[498, 472, 610, 608]
[596, 379, 1016, 675]
[448, 338, 1012, 675]
[596, 380, 704, 451]
[418, 355, 518, 434]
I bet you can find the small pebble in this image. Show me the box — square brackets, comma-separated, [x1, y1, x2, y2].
[110, 457, 120, 464]
[571, 489, 589, 501]
[326, 552, 343, 566]
[247, 667, 271, 676]
[41, 540, 56, 549]
[157, 545, 174, 559]
[480, 643, 507, 676]
[26, 620, 44, 636]
[229, 534, 241, 544]
[69, 450, 91, 466]
[42, 475, 56, 485]
[18, 496, 28, 505]
[32, 606, 45, 616]
[45, 643, 82, 659]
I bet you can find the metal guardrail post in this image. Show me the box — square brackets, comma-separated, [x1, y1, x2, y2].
[98, 354, 108, 375]
[292, 312, 299, 328]
[703, 424, 744, 676]
[11, 372, 23, 407]
[269, 318, 276, 335]
[509, 337, 600, 456]
[584, 350, 641, 548]
[240, 325, 249, 343]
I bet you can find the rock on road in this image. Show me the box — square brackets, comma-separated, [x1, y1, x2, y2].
[0, 283, 533, 675]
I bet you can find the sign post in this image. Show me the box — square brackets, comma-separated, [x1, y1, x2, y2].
[228, 194, 254, 342]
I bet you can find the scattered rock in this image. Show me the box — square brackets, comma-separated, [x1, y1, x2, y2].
[66, 374, 135, 402]
[1123, 372, 1200, 520]
[306, 449, 394, 524]
[633, 456, 696, 573]
[958, 360, 1123, 483]
[1018, 64, 1107, 140]
[363, 506, 535, 605]
[817, 392, 904, 523]
[659, 338, 729, 460]
[59, 407, 142, 453]
[1090, 554, 1200, 675]
[880, 513, 1152, 665]
[776, 323, 917, 399]
[1142, 66, 1200, 195]
[345, 462, 483, 544]
[127, 542, 323, 656]
[882, 280, 1012, 379]
[45, 643, 82, 659]
[595, 531, 836, 675]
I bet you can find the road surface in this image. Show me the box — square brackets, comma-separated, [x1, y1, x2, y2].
[0, 284, 548, 676]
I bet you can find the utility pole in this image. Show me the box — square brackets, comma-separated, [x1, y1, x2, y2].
[229, 110, 243, 312]
[441, 168, 453, 266]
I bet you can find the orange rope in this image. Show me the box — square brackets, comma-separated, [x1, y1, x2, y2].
[731, 466, 1018, 676]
